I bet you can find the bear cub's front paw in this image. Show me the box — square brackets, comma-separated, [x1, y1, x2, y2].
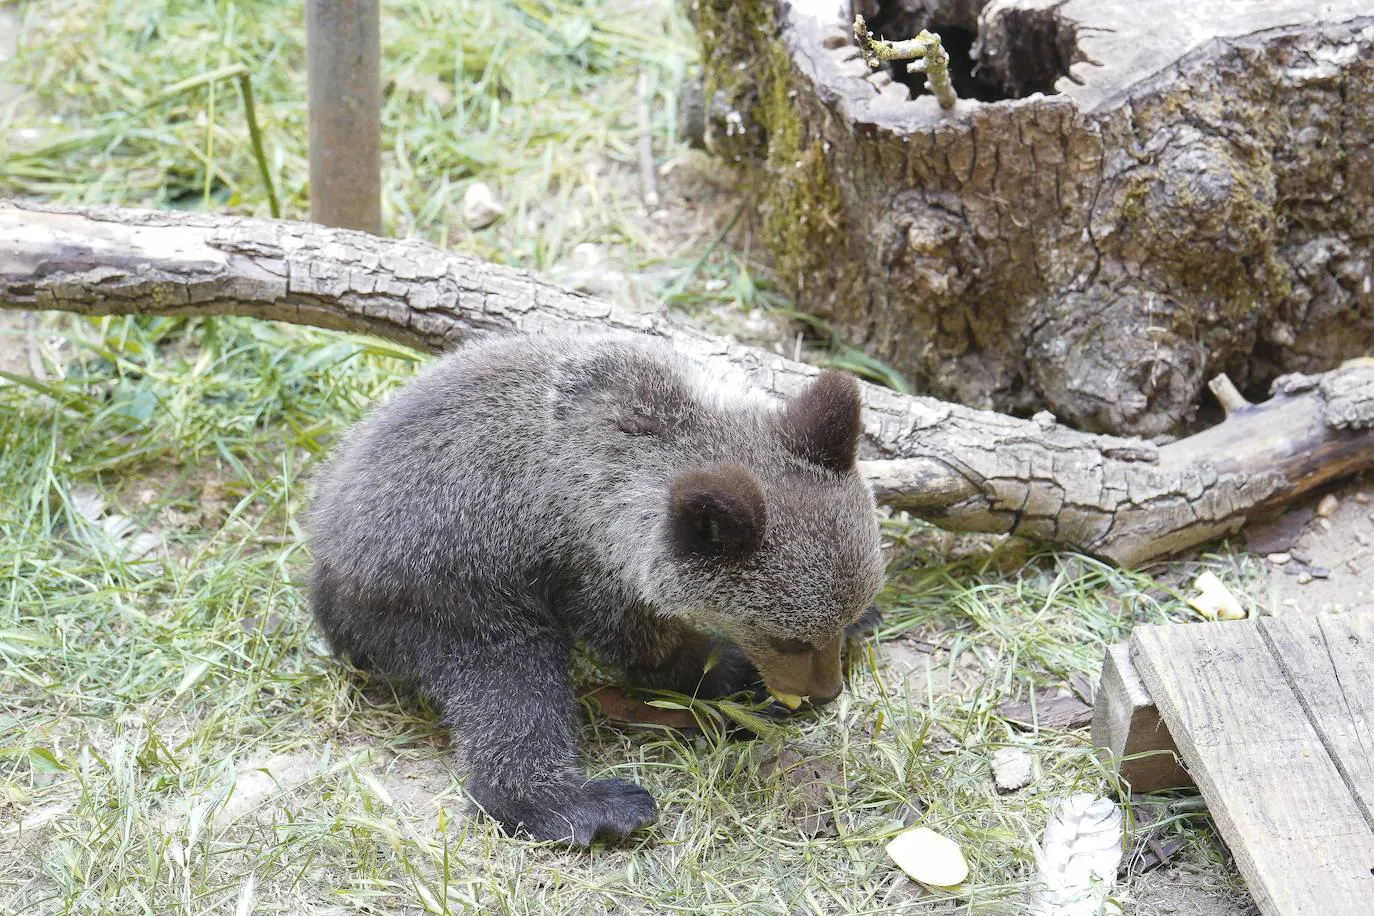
[468, 777, 658, 846]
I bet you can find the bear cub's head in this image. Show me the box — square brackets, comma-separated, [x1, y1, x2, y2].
[661, 370, 885, 704]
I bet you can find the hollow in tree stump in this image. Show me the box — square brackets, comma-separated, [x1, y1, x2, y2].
[690, 0, 1374, 436]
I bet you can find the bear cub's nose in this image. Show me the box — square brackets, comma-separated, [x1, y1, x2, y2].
[808, 687, 842, 706]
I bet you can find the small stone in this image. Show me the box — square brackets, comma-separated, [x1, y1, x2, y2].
[570, 242, 604, 268]
[552, 243, 629, 298]
[1316, 494, 1339, 517]
[991, 747, 1033, 792]
[1318, 518, 1332, 532]
[1309, 566, 1331, 579]
[1031, 410, 1057, 430]
[125, 531, 163, 561]
[1297, 572, 1313, 585]
[1267, 552, 1291, 565]
[1355, 492, 1369, 505]
[1357, 532, 1370, 546]
[70, 485, 106, 523]
[462, 182, 505, 230]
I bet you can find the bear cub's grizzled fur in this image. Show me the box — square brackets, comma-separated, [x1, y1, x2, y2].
[308, 334, 886, 845]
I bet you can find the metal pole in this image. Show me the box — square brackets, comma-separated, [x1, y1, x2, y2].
[306, 0, 382, 234]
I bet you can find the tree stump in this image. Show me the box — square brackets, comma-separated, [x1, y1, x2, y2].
[691, 0, 1374, 436]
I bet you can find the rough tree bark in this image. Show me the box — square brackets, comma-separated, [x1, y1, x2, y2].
[3, 201, 1372, 567]
[690, 0, 1374, 436]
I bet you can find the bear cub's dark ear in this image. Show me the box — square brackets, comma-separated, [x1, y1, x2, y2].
[784, 370, 862, 472]
[668, 465, 767, 560]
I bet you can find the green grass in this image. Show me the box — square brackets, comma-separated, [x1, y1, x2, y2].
[0, 0, 1257, 912]
[0, 316, 1257, 914]
[2, 0, 699, 270]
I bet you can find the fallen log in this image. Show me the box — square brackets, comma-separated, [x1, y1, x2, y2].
[3, 200, 1371, 566]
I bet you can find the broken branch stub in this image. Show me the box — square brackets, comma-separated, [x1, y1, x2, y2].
[2, 201, 1372, 567]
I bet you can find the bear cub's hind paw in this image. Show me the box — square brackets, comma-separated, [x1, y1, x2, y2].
[469, 777, 657, 846]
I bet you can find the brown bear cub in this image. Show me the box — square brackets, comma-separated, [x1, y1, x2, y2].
[307, 334, 886, 845]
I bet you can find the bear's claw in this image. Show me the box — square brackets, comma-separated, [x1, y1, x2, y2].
[470, 777, 658, 846]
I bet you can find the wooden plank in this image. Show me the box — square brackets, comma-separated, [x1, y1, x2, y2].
[1259, 614, 1374, 827]
[1090, 642, 1193, 792]
[1132, 619, 1374, 916]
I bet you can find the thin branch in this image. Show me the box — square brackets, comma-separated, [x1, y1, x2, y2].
[853, 14, 956, 109]
[153, 64, 280, 218]
[236, 72, 281, 219]
[636, 72, 660, 209]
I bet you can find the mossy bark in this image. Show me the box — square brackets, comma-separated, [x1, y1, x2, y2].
[689, 0, 1374, 436]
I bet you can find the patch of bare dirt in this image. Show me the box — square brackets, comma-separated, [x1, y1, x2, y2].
[880, 638, 986, 698]
[0, 311, 31, 377]
[538, 149, 801, 356]
[1249, 475, 1374, 617]
[1124, 864, 1260, 915]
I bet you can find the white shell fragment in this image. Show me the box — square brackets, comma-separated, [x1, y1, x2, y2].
[70, 485, 163, 562]
[1187, 571, 1247, 620]
[1029, 793, 1124, 915]
[463, 181, 505, 230]
[886, 826, 969, 887]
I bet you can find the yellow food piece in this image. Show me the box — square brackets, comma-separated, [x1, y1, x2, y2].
[885, 826, 969, 887]
[1187, 571, 1246, 620]
[769, 692, 804, 710]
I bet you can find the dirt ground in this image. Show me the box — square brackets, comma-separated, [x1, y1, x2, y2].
[1249, 475, 1374, 617]
[1128, 870, 1260, 916]
[0, 312, 29, 376]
